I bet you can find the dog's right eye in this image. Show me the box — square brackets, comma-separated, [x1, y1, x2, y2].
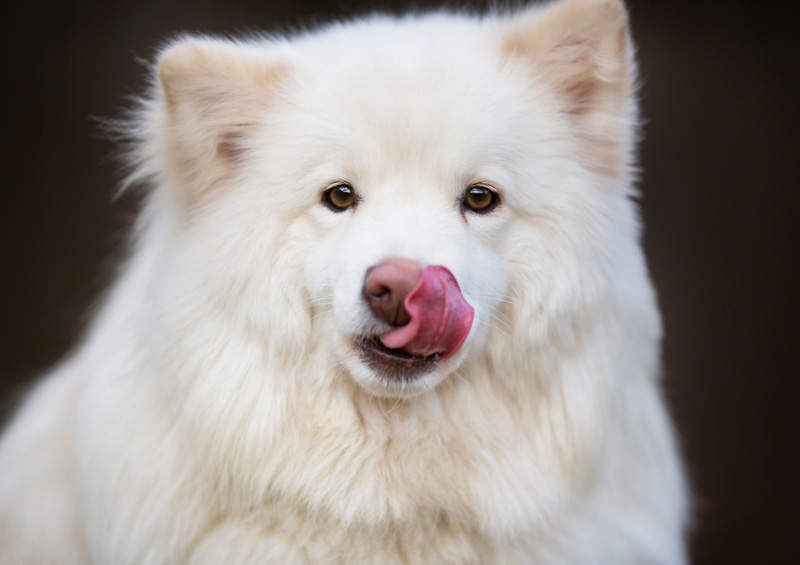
[322, 183, 357, 212]
[462, 184, 500, 214]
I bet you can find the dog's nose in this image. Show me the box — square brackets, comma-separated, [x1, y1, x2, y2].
[363, 259, 423, 327]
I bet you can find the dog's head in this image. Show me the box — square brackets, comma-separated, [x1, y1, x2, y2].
[134, 0, 639, 399]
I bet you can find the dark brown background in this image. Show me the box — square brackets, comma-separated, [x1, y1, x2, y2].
[3, 1, 798, 563]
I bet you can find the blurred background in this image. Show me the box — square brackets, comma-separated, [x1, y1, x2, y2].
[3, 1, 797, 563]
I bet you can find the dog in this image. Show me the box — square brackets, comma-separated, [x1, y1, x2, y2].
[0, 0, 688, 562]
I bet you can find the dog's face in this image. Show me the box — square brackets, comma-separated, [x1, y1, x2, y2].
[287, 39, 526, 396]
[146, 0, 635, 399]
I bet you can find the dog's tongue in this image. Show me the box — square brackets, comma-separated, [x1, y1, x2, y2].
[379, 265, 474, 359]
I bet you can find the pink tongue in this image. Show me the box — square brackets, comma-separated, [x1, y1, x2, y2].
[379, 265, 474, 359]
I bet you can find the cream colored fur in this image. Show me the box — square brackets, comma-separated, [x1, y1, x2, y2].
[0, 1, 688, 563]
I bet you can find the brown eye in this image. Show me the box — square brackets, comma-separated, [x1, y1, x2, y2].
[463, 185, 499, 214]
[322, 183, 357, 211]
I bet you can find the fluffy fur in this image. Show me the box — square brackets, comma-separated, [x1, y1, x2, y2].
[0, 0, 688, 563]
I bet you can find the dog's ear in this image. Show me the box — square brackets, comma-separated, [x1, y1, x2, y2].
[156, 38, 284, 198]
[503, 0, 635, 176]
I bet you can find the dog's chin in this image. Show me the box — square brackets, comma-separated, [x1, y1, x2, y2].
[345, 337, 451, 398]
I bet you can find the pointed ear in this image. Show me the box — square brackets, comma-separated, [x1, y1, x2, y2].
[156, 38, 285, 198]
[503, 0, 635, 176]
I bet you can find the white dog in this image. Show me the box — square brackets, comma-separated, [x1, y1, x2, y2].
[0, 0, 688, 562]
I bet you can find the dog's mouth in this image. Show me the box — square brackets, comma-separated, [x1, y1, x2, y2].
[351, 264, 475, 385]
[357, 337, 440, 381]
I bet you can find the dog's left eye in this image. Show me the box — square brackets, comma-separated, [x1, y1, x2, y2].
[322, 183, 357, 212]
[462, 184, 499, 214]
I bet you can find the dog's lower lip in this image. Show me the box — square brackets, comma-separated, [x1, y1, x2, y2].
[357, 337, 439, 381]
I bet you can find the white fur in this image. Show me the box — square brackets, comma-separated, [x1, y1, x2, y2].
[0, 1, 688, 563]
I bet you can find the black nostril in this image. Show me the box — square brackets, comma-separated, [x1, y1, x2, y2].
[368, 285, 390, 299]
[363, 286, 408, 327]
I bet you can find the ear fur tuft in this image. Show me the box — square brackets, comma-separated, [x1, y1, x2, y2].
[503, 0, 635, 177]
[156, 38, 285, 200]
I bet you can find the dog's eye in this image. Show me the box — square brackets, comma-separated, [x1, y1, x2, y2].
[322, 183, 357, 212]
[462, 184, 499, 214]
